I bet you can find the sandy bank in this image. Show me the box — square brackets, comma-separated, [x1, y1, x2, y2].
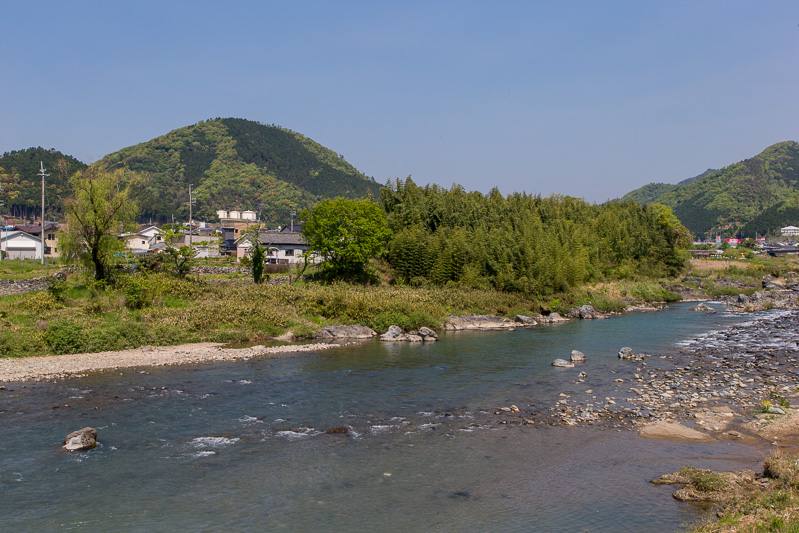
[0, 341, 354, 383]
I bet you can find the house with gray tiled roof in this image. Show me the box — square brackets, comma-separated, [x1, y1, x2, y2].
[236, 229, 317, 265]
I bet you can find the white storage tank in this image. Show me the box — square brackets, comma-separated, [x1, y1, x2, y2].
[229, 210, 241, 219]
[216, 210, 228, 220]
[242, 211, 256, 220]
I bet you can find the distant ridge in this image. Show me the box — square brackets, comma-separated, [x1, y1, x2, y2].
[0, 147, 87, 220]
[622, 141, 799, 237]
[98, 118, 382, 224]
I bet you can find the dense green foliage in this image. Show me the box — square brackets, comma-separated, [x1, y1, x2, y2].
[97, 118, 381, 224]
[381, 179, 690, 295]
[302, 197, 391, 278]
[0, 147, 87, 219]
[623, 141, 799, 237]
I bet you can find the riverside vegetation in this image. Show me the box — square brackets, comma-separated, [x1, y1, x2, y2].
[0, 255, 795, 359]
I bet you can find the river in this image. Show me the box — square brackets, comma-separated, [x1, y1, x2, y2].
[0, 303, 775, 531]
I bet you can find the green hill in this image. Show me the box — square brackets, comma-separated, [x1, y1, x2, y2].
[622, 141, 799, 237]
[0, 147, 88, 221]
[99, 118, 382, 224]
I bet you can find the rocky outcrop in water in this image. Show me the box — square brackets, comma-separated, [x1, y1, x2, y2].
[445, 315, 516, 330]
[380, 325, 438, 342]
[568, 305, 603, 320]
[689, 303, 714, 312]
[534, 312, 569, 323]
[552, 358, 574, 368]
[315, 325, 376, 339]
[63, 427, 97, 451]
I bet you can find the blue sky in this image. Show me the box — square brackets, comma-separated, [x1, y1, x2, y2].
[2, 1, 798, 202]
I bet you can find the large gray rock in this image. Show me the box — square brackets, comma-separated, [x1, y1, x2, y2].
[689, 303, 713, 312]
[618, 347, 635, 360]
[63, 427, 97, 452]
[315, 325, 377, 339]
[568, 305, 602, 320]
[551, 358, 575, 368]
[418, 327, 438, 341]
[514, 315, 537, 325]
[570, 350, 587, 363]
[531, 312, 569, 324]
[446, 315, 514, 330]
[380, 325, 407, 342]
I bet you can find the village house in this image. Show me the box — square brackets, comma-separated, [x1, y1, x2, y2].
[236, 229, 316, 265]
[122, 225, 164, 253]
[1, 230, 44, 260]
[10, 222, 61, 258]
[781, 225, 799, 237]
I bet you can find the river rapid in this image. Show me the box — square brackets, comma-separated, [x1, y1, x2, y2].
[0, 303, 783, 531]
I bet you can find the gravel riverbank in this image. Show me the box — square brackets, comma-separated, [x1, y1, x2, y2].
[0, 341, 354, 383]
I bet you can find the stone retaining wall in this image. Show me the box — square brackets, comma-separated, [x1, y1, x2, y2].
[190, 265, 251, 275]
[0, 269, 69, 297]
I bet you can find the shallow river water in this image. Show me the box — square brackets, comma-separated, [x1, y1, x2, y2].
[0, 303, 779, 531]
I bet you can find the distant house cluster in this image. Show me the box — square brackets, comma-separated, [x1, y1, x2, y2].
[117, 208, 312, 264]
[0, 208, 313, 265]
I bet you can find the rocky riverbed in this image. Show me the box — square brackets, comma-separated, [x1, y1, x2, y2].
[536, 304, 799, 448]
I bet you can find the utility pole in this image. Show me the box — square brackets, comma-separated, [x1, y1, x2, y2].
[290, 210, 296, 232]
[188, 184, 197, 247]
[38, 161, 49, 265]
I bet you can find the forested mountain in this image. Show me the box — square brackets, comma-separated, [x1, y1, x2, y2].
[0, 147, 87, 220]
[98, 118, 382, 224]
[622, 169, 719, 206]
[381, 179, 690, 295]
[622, 141, 799, 237]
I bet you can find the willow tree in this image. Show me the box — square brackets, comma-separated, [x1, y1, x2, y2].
[61, 168, 137, 282]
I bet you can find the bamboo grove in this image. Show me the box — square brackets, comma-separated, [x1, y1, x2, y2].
[379, 178, 691, 295]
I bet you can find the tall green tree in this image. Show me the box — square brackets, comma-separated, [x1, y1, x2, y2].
[61, 168, 138, 281]
[301, 197, 391, 278]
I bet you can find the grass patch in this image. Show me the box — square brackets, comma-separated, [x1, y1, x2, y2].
[689, 453, 799, 532]
[678, 466, 729, 493]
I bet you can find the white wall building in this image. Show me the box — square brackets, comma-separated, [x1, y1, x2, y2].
[0, 231, 43, 260]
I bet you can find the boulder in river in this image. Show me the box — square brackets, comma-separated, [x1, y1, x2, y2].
[63, 427, 97, 451]
[618, 347, 635, 360]
[380, 325, 407, 342]
[552, 358, 575, 368]
[570, 350, 587, 363]
[689, 303, 713, 312]
[418, 327, 438, 341]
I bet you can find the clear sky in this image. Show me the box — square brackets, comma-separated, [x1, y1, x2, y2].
[2, 1, 798, 202]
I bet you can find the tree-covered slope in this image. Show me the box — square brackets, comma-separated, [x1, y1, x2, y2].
[0, 147, 88, 220]
[622, 141, 799, 237]
[98, 118, 382, 224]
